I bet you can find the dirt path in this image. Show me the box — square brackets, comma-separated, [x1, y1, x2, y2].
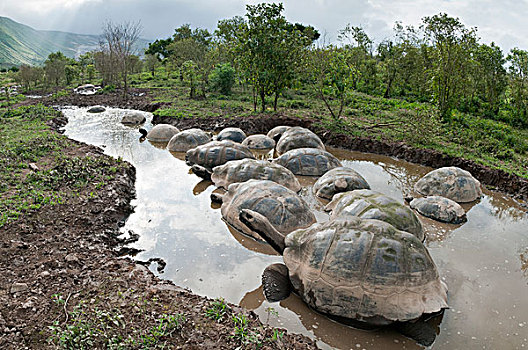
[0, 112, 318, 349]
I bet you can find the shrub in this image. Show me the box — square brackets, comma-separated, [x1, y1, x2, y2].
[209, 63, 235, 95]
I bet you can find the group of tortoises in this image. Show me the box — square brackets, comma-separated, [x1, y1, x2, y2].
[113, 112, 484, 346]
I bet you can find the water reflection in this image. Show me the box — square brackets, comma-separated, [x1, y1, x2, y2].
[62, 107, 528, 350]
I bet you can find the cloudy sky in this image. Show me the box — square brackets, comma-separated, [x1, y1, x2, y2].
[1, 0, 527, 52]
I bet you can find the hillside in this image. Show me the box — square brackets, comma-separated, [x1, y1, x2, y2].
[0, 16, 148, 68]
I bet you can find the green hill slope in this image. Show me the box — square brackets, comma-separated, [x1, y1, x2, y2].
[0, 17, 148, 69]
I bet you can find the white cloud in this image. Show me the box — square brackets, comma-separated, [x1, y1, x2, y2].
[1, 0, 527, 51]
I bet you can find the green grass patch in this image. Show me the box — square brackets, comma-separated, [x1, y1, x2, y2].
[0, 105, 127, 227]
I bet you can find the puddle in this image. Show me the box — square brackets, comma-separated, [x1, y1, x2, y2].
[62, 107, 528, 349]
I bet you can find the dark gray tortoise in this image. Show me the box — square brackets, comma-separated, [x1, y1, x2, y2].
[273, 148, 342, 176]
[410, 196, 467, 224]
[121, 111, 146, 126]
[216, 127, 247, 143]
[215, 180, 316, 242]
[313, 167, 370, 200]
[275, 127, 325, 155]
[242, 134, 276, 150]
[326, 189, 424, 241]
[186, 140, 255, 179]
[267, 125, 291, 142]
[211, 159, 301, 192]
[87, 106, 105, 113]
[239, 210, 448, 345]
[146, 124, 180, 142]
[414, 166, 482, 203]
[167, 128, 211, 152]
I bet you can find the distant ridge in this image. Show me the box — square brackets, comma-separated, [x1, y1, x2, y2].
[0, 16, 149, 68]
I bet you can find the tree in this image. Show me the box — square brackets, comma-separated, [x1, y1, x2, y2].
[16, 65, 44, 90]
[236, 3, 309, 112]
[44, 52, 69, 86]
[422, 13, 478, 118]
[144, 54, 160, 77]
[209, 63, 235, 95]
[507, 48, 528, 126]
[100, 20, 142, 99]
[471, 42, 507, 116]
[307, 45, 356, 120]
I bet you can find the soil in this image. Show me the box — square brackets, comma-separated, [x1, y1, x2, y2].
[0, 109, 318, 349]
[152, 113, 528, 202]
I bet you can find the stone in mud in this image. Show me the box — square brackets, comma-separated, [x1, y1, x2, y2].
[146, 124, 180, 142]
[87, 106, 106, 113]
[414, 166, 483, 203]
[10, 282, 28, 294]
[410, 196, 467, 224]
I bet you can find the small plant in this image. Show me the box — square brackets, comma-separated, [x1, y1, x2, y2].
[231, 313, 261, 346]
[140, 313, 186, 348]
[265, 306, 279, 324]
[270, 328, 284, 342]
[205, 298, 228, 322]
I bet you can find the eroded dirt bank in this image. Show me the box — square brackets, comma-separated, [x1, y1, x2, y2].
[0, 113, 318, 349]
[153, 114, 528, 202]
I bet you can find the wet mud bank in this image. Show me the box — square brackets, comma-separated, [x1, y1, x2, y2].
[153, 114, 528, 202]
[0, 113, 318, 349]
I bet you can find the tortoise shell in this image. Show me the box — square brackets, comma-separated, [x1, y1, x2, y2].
[146, 124, 180, 142]
[326, 189, 424, 241]
[167, 128, 211, 152]
[185, 140, 255, 171]
[410, 196, 467, 224]
[276, 127, 325, 155]
[242, 134, 275, 150]
[221, 180, 316, 241]
[267, 125, 291, 142]
[414, 167, 482, 203]
[216, 127, 247, 143]
[273, 148, 342, 176]
[283, 216, 448, 324]
[121, 111, 146, 126]
[313, 167, 370, 200]
[211, 159, 301, 192]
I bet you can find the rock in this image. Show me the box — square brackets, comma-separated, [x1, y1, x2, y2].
[87, 106, 106, 113]
[10, 283, 29, 294]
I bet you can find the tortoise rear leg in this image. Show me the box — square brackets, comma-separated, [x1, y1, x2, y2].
[393, 318, 437, 347]
[262, 263, 292, 302]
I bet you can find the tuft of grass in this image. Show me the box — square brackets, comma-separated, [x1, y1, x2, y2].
[205, 298, 229, 322]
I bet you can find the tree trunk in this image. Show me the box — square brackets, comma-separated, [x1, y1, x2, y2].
[273, 91, 279, 111]
[260, 87, 266, 112]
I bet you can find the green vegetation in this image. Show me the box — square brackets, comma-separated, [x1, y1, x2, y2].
[48, 294, 186, 349]
[2, 3, 528, 180]
[0, 105, 127, 227]
[205, 298, 229, 322]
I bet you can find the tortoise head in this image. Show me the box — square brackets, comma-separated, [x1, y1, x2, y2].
[239, 209, 285, 254]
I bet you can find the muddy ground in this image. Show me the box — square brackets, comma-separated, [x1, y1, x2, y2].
[1, 99, 318, 349]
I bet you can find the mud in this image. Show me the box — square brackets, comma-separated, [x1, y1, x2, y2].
[153, 114, 528, 202]
[0, 114, 318, 349]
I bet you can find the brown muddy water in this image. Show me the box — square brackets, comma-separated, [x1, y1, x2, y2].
[62, 107, 528, 349]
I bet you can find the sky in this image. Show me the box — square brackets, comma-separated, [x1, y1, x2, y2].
[1, 0, 527, 53]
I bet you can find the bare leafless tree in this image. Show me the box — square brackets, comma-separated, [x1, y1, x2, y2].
[100, 20, 142, 100]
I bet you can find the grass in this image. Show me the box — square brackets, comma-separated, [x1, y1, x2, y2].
[131, 67, 528, 179]
[0, 104, 127, 227]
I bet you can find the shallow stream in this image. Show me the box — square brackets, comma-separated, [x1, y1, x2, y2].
[62, 107, 528, 349]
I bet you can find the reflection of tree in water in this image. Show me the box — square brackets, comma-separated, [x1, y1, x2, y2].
[485, 194, 527, 222]
[521, 248, 528, 279]
[380, 163, 423, 196]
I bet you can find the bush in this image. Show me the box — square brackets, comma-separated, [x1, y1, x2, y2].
[209, 63, 235, 95]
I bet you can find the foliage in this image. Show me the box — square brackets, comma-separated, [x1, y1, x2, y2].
[205, 298, 229, 322]
[209, 63, 235, 95]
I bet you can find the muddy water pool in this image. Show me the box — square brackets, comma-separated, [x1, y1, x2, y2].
[62, 107, 528, 349]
